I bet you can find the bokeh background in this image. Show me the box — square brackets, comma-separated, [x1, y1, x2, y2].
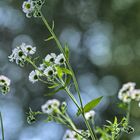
[0, 0, 140, 140]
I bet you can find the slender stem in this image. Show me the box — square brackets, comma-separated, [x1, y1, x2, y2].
[117, 102, 131, 140]
[40, 12, 97, 140]
[40, 13, 83, 108]
[111, 133, 115, 140]
[60, 113, 90, 139]
[52, 114, 87, 139]
[0, 112, 4, 140]
[126, 102, 131, 123]
[64, 87, 97, 140]
[64, 87, 81, 110]
[57, 110, 76, 130]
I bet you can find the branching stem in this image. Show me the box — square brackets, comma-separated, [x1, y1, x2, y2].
[35, 11, 98, 140]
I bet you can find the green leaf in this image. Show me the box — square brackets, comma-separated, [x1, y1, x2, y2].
[45, 87, 64, 96]
[114, 117, 118, 125]
[56, 66, 63, 79]
[44, 36, 54, 42]
[44, 61, 51, 66]
[83, 96, 103, 113]
[106, 120, 112, 125]
[48, 83, 60, 89]
[64, 44, 70, 60]
[65, 75, 71, 87]
[61, 67, 72, 75]
[76, 96, 103, 116]
[56, 66, 72, 79]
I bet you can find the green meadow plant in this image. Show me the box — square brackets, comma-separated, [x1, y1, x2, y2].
[0, 75, 11, 140]
[7, 0, 140, 139]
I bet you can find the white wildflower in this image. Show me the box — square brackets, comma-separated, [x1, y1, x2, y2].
[131, 90, 140, 101]
[29, 70, 39, 83]
[9, 43, 36, 67]
[41, 99, 60, 114]
[0, 75, 11, 94]
[63, 130, 86, 140]
[22, 0, 44, 18]
[63, 130, 77, 140]
[45, 53, 56, 63]
[55, 53, 65, 65]
[21, 44, 36, 55]
[118, 82, 136, 102]
[122, 95, 131, 103]
[22, 0, 35, 17]
[44, 66, 55, 77]
[9, 46, 26, 64]
[9, 47, 19, 62]
[85, 110, 96, 120]
[0, 75, 11, 86]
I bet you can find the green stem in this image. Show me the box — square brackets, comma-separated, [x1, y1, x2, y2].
[57, 110, 76, 130]
[40, 13, 83, 108]
[0, 112, 4, 140]
[64, 87, 97, 140]
[117, 102, 131, 140]
[64, 87, 81, 110]
[40, 12, 97, 140]
[126, 102, 131, 123]
[51, 114, 87, 139]
[111, 133, 115, 140]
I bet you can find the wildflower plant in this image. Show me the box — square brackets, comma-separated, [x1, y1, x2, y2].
[7, 0, 140, 140]
[0, 75, 11, 140]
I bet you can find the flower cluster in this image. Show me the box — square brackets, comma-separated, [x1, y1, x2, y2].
[0, 75, 11, 95]
[85, 110, 96, 120]
[63, 130, 86, 140]
[41, 99, 60, 114]
[22, 0, 44, 18]
[44, 53, 65, 66]
[9, 43, 36, 67]
[29, 53, 65, 83]
[118, 82, 140, 106]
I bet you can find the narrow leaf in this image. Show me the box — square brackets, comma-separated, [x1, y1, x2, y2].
[56, 66, 63, 79]
[114, 117, 118, 125]
[45, 87, 64, 96]
[48, 83, 60, 89]
[84, 96, 103, 112]
[76, 96, 103, 116]
[61, 68, 72, 75]
[83, 96, 103, 113]
[44, 36, 54, 42]
[65, 75, 71, 87]
[64, 44, 70, 60]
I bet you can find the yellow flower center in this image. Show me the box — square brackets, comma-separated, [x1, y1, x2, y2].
[25, 3, 31, 9]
